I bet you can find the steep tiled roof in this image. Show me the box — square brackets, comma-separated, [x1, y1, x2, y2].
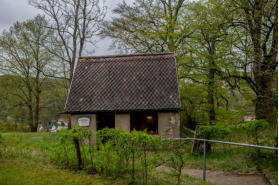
[65, 53, 181, 113]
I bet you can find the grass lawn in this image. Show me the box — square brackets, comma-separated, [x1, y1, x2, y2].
[0, 159, 115, 185]
[0, 159, 211, 185]
[1, 132, 57, 147]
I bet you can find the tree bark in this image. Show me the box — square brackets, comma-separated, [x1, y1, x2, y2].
[254, 70, 275, 123]
[27, 86, 35, 132]
[34, 87, 40, 132]
[34, 59, 41, 133]
[242, 0, 277, 123]
[207, 44, 216, 125]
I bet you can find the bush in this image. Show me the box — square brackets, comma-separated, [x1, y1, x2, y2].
[95, 128, 163, 183]
[200, 123, 231, 140]
[0, 121, 14, 132]
[0, 121, 31, 132]
[41, 126, 164, 183]
[237, 120, 269, 145]
[166, 140, 189, 184]
[42, 125, 93, 170]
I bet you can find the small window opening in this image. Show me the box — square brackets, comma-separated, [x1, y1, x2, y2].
[131, 112, 158, 134]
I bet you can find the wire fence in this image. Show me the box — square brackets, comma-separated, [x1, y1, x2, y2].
[166, 137, 278, 181]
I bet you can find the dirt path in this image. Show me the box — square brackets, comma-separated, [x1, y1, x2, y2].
[157, 166, 268, 185]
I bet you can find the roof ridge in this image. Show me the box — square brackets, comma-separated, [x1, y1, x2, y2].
[79, 52, 175, 60]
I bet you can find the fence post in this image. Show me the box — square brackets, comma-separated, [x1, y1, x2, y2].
[73, 137, 82, 170]
[203, 140, 206, 181]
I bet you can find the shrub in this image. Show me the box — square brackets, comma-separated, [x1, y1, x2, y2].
[237, 120, 269, 145]
[95, 128, 163, 183]
[42, 125, 93, 170]
[200, 123, 231, 140]
[42, 127, 187, 184]
[0, 121, 30, 132]
[166, 140, 189, 185]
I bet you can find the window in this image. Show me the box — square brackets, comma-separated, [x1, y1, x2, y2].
[130, 112, 158, 134]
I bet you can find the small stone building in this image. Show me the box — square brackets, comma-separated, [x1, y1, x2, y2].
[65, 53, 181, 143]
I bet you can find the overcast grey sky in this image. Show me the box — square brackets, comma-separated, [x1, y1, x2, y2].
[0, 0, 122, 56]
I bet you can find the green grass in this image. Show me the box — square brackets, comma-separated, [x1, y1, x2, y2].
[0, 159, 210, 185]
[1, 132, 56, 148]
[185, 147, 258, 172]
[0, 159, 117, 185]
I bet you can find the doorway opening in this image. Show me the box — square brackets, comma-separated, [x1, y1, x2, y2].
[130, 112, 158, 134]
[96, 113, 115, 130]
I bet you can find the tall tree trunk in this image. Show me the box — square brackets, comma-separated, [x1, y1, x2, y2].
[27, 89, 35, 132]
[207, 45, 216, 125]
[34, 88, 40, 132]
[254, 67, 275, 123]
[69, 0, 81, 83]
[34, 61, 41, 132]
[207, 72, 215, 125]
[243, 0, 277, 124]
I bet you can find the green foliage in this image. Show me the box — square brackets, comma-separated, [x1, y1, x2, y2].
[102, 0, 193, 56]
[0, 133, 2, 158]
[215, 109, 245, 126]
[38, 126, 164, 184]
[200, 123, 231, 140]
[236, 120, 269, 145]
[42, 125, 93, 169]
[237, 120, 269, 133]
[179, 82, 209, 129]
[0, 133, 33, 159]
[96, 128, 163, 183]
[166, 140, 189, 184]
[0, 121, 30, 132]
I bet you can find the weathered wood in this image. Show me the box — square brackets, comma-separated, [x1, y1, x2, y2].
[183, 126, 195, 134]
[73, 137, 82, 170]
[191, 126, 199, 153]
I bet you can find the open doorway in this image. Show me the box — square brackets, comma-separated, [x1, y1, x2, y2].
[96, 113, 115, 130]
[130, 112, 158, 134]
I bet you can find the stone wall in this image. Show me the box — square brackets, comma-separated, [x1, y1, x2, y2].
[115, 113, 130, 131]
[70, 111, 180, 144]
[158, 112, 180, 138]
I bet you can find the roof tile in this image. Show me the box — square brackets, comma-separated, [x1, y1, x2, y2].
[65, 53, 181, 113]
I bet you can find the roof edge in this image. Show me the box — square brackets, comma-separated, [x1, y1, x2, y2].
[79, 52, 175, 60]
[63, 108, 182, 114]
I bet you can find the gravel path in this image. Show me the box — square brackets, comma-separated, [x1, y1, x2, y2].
[157, 166, 268, 185]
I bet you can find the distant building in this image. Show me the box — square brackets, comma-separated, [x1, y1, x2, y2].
[243, 115, 256, 122]
[65, 53, 181, 143]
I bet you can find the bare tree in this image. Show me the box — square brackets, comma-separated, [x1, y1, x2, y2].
[30, 0, 106, 83]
